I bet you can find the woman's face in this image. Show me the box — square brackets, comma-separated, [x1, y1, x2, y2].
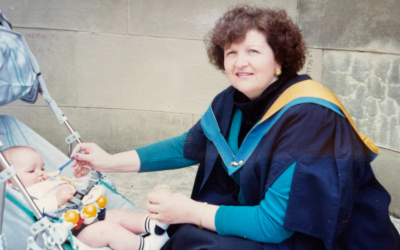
[224, 29, 281, 100]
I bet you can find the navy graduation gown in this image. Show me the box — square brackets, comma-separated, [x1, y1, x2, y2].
[162, 75, 400, 250]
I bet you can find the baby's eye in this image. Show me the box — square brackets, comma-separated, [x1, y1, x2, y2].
[28, 170, 34, 173]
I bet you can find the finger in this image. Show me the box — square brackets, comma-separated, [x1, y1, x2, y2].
[74, 152, 93, 164]
[84, 168, 90, 175]
[70, 144, 85, 158]
[70, 143, 94, 158]
[147, 212, 159, 221]
[147, 192, 164, 204]
[73, 163, 82, 172]
[71, 159, 78, 169]
[146, 201, 159, 213]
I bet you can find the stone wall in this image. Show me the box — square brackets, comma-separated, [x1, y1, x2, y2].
[0, 0, 399, 215]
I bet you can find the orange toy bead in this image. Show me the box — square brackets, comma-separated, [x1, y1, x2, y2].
[96, 196, 107, 209]
[82, 204, 98, 218]
[63, 210, 80, 225]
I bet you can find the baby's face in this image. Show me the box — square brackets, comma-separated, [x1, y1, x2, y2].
[13, 151, 48, 187]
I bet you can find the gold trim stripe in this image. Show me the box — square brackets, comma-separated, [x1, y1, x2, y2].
[260, 80, 379, 155]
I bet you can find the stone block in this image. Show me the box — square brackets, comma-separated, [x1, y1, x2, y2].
[0, 106, 193, 154]
[299, 0, 400, 54]
[372, 148, 400, 216]
[75, 33, 230, 115]
[1, 0, 127, 34]
[129, 0, 298, 40]
[8, 28, 79, 107]
[298, 48, 323, 83]
[322, 50, 400, 151]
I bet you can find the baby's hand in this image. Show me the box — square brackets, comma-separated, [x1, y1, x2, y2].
[73, 167, 90, 178]
[56, 186, 74, 207]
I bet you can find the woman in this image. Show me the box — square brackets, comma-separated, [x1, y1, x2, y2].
[72, 5, 400, 250]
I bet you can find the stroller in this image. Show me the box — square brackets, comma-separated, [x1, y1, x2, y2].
[0, 11, 138, 250]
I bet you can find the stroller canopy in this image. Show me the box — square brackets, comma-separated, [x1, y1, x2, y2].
[0, 10, 40, 106]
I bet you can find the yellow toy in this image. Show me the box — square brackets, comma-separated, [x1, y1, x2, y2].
[61, 210, 80, 230]
[63, 210, 80, 225]
[96, 195, 107, 209]
[81, 204, 98, 225]
[82, 204, 97, 218]
[96, 195, 107, 220]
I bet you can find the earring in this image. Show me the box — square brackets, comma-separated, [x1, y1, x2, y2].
[274, 68, 282, 76]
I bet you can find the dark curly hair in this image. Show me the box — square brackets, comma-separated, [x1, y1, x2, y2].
[205, 5, 306, 75]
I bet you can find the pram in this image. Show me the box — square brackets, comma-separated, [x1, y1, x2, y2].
[0, 11, 138, 250]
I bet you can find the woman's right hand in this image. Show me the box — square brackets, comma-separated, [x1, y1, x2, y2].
[70, 143, 114, 173]
[70, 143, 141, 173]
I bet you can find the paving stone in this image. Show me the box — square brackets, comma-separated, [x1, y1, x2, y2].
[364, 98, 379, 118]
[351, 57, 372, 83]
[389, 118, 400, 152]
[299, 0, 400, 54]
[388, 85, 400, 106]
[298, 48, 323, 83]
[1, 0, 127, 34]
[374, 114, 390, 147]
[322, 72, 357, 97]
[372, 148, 400, 216]
[108, 166, 198, 212]
[380, 99, 397, 117]
[322, 50, 400, 151]
[388, 59, 400, 84]
[368, 75, 386, 101]
[374, 60, 392, 83]
[129, 0, 297, 40]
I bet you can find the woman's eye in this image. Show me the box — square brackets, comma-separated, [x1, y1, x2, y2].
[249, 49, 259, 54]
[226, 51, 235, 56]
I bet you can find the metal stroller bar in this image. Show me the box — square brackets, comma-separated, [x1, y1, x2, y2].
[0, 11, 82, 248]
[0, 183, 5, 235]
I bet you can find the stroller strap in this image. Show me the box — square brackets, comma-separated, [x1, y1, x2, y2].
[5, 192, 36, 222]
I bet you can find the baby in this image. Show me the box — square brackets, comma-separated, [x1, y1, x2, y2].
[3, 146, 169, 250]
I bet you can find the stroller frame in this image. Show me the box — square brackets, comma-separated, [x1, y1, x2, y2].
[0, 10, 91, 250]
[0, 104, 83, 250]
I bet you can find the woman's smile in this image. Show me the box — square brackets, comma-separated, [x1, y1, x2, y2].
[236, 72, 254, 78]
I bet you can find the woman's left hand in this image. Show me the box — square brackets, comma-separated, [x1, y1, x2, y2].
[147, 192, 199, 225]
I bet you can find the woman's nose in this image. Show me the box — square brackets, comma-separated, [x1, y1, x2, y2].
[235, 54, 249, 68]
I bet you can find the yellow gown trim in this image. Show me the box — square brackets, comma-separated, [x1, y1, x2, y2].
[260, 80, 379, 155]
